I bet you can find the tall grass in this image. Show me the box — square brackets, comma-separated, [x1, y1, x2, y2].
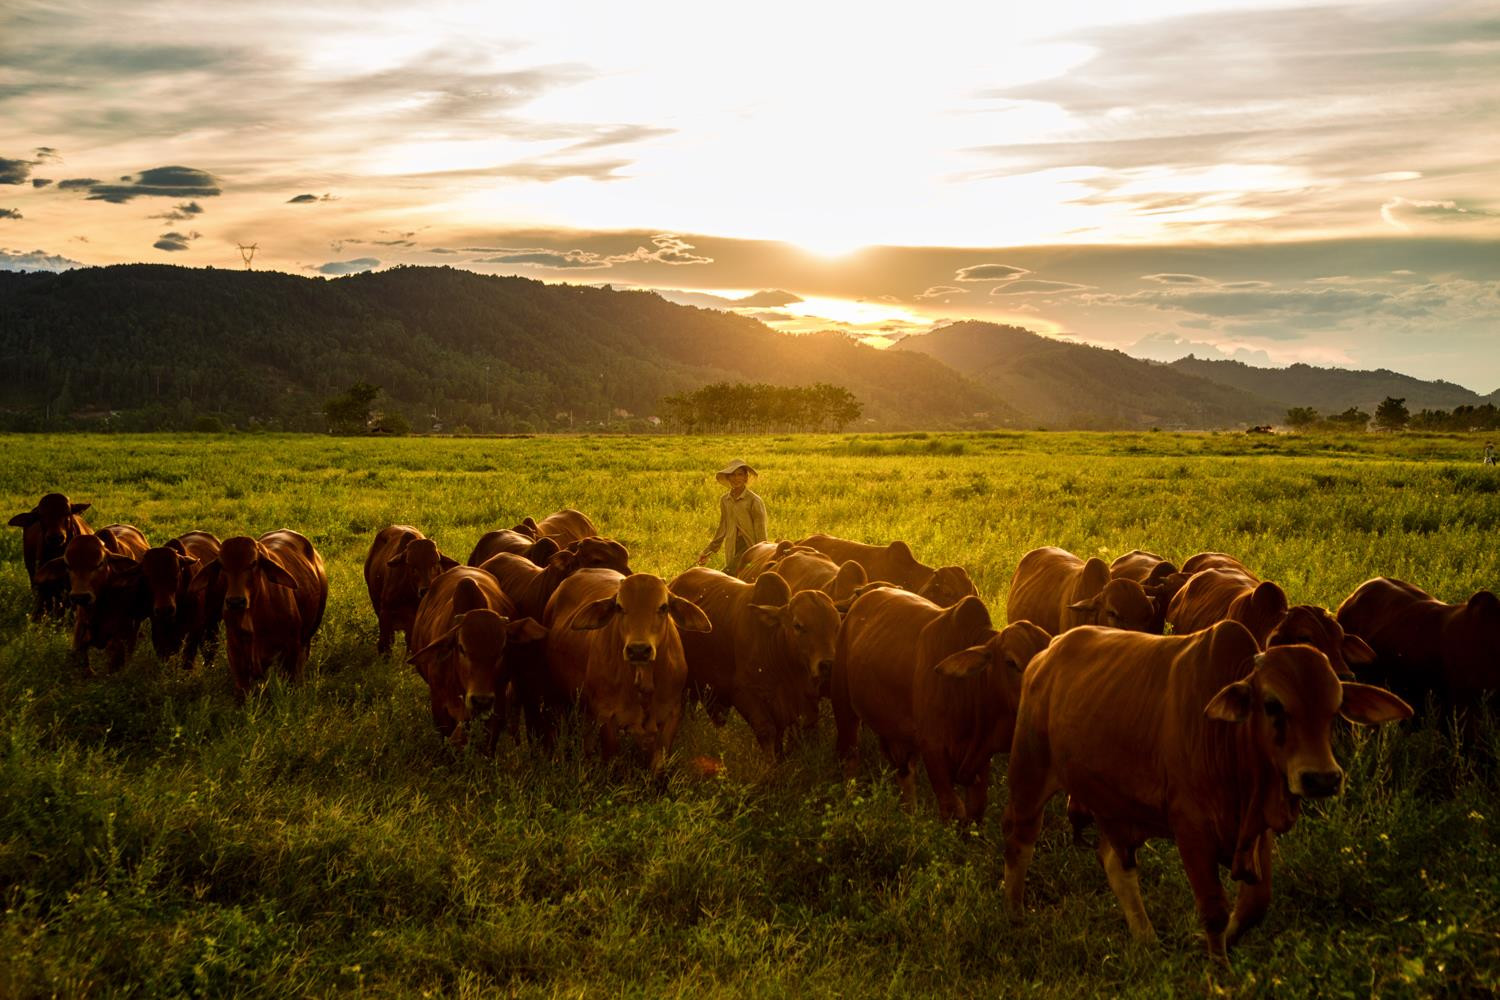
[0, 431, 1496, 997]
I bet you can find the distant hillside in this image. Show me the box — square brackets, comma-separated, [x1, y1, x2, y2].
[894, 321, 1280, 429]
[0, 265, 1014, 432]
[1168, 355, 1496, 414]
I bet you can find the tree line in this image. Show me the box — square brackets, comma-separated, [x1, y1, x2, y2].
[660, 382, 862, 433]
[1285, 397, 1500, 432]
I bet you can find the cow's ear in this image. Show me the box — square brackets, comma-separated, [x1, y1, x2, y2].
[188, 559, 221, 593]
[934, 647, 991, 678]
[407, 626, 460, 681]
[387, 549, 407, 567]
[71, 503, 91, 515]
[439, 555, 459, 571]
[571, 597, 619, 631]
[8, 511, 37, 528]
[668, 594, 713, 633]
[394, 532, 415, 553]
[107, 554, 141, 575]
[1067, 598, 1099, 613]
[507, 617, 548, 644]
[749, 603, 786, 629]
[530, 537, 560, 562]
[548, 549, 577, 573]
[258, 556, 300, 590]
[34, 557, 66, 585]
[1204, 680, 1255, 723]
[176, 550, 197, 568]
[1341, 633, 1376, 666]
[1339, 682, 1413, 726]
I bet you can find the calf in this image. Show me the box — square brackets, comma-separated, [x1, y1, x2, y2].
[8, 492, 93, 619]
[1002, 624, 1410, 961]
[189, 530, 328, 699]
[1008, 546, 1157, 635]
[670, 568, 840, 758]
[139, 530, 222, 667]
[544, 570, 710, 771]
[797, 533, 977, 607]
[1337, 576, 1500, 720]
[364, 525, 459, 654]
[407, 566, 547, 748]
[914, 619, 1052, 822]
[34, 524, 150, 671]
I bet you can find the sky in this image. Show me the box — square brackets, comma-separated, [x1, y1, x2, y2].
[3, 0, 1498, 390]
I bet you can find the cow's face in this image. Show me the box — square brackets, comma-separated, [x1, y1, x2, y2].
[755, 590, 840, 687]
[200, 536, 298, 617]
[57, 535, 137, 607]
[573, 574, 710, 694]
[1268, 605, 1373, 681]
[9, 493, 90, 562]
[390, 537, 452, 599]
[450, 610, 510, 713]
[1205, 645, 1412, 799]
[918, 566, 978, 608]
[571, 537, 632, 575]
[139, 546, 194, 618]
[1072, 579, 1157, 632]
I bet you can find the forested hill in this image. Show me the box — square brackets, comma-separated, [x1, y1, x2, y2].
[0, 265, 1012, 432]
[1166, 355, 1498, 414]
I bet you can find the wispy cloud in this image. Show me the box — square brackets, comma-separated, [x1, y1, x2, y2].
[316, 257, 381, 275]
[60, 166, 221, 203]
[989, 279, 1089, 296]
[152, 230, 201, 252]
[0, 209, 21, 220]
[149, 201, 204, 221]
[0, 247, 81, 271]
[956, 263, 1029, 281]
[473, 234, 711, 269]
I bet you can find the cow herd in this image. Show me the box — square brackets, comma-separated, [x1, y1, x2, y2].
[8, 490, 1498, 962]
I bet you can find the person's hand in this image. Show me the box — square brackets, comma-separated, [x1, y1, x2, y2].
[696, 553, 709, 566]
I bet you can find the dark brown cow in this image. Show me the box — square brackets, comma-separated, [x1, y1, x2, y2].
[8, 492, 93, 619]
[34, 523, 151, 671]
[543, 570, 710, 771]
[466, 529, 560, 568]
[1002, 624, 1410, 961]
[1109, 550, 1186, 634]
[189, 530, 328, 699]
[796, 533, 978, 607]
[364, 525, 459, 654]
[670, 568, 841, 757]
[567, 536, 632, 575]
[1181, 551, 1258, 578]
[771, 550, 868, 605]
[138, 530, 222, 667]
[914, 619, 1051, 823]
[407, 566, 547, 748]
[1167, 568, 1372, 680]
[535, 508, 598, 547]
[832, 588, 997, 803]
[1007, 546, 1157, 635]
[1337, 576, 1500, 719]
[479, 549, 582, 621]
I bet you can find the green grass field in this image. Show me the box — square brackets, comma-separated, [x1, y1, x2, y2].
[0, 431, 1496, 997]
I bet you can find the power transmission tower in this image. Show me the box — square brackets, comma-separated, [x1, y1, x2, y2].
[237, 243, 258, 269]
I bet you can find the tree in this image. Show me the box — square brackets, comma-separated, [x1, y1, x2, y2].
[1326, 406, 1371, 431]
[324, 381, 381, 435]
[1285, 406, 1319, 429]
[1374, 396, 1410, 431]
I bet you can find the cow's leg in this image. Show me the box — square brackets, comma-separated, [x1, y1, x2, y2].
[964, 767, 991, 826]
[832, 686, 860, 780]
[430, 692, 458, 741]
[599, 720, 621, 761]
[376, 614, 394, 656]
[1177, 830, 1232, 963]
[922, 750, 963, 822]
[1097, 835, 1155, 944]
[1002, 729, 1056, 919]
[1067, 794, 1096, 847]
[1226, 833, 1274, 948]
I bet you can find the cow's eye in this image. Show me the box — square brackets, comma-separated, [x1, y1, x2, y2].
[1263, 696, 1284, 718]
[793, 621, 805, 633]
[658, 603, 669, 615]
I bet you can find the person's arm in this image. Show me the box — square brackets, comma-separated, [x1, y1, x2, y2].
[698, 497, 730, 563]
[750, 494, 768, 544]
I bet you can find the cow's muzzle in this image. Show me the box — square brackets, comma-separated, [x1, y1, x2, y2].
[225, 596, 249, 612]
[625, 642, 655, 662]
[1296, 769, 1344, 799]
[70, 593, 93, 607]
[152, 605, 176, 622]
[815, 658, 835, 681]
[466, 693, 495, 714]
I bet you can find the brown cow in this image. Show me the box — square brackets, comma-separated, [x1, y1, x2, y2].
[535, 508, 598, 547]
[1182, 551, 1258, 578]
[34, 523, 151, 671]
[138, 530, 222, 667]
[189, 530, 328, 699]
[670, 568, 840, 757]
[771, 550, 868, 605]
[479, 549, 581, 621]
[543, 570, 710, 771]
[1337, 576, 1500, 720]
[407, 566, 547, 748]
[832, 588, 997, 803]
[1109, 550, 1186, 634]
[567, 536, 632, 575]
[8, 492, 93, 619]
[364, 525, 460, 654]
[797, 533, 977, 607]
[1007, 546, 1157, 635]
[736, 540, 798, 582]
[467, 529, 560, 568]
[914, 619, 1052, 823]
[1001, 623, 1410, 961]
[1167, 569, 1372, 680]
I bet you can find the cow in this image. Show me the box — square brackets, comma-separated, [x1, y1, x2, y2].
[364, 525, 460, 654]
[1181, 551, 1258, 578]
[479, 549, 582, 621]
[1109, 550, 1186, 634]
[735, 540, 799, 582]
[832, 588, 1000, 804]
[467, 529, 560, 568]
[543, 569, 710, 771]
[1336, 576, 1500, 721]
[8, 492, 93, 619]
[407, 566, 547, 748]
[1167, 568, 1373, 680]
[670, 567, 841, 758]
[1001, 623, 1411, 962]
[138, 530, 222, 668]
[1007, 546, 1157, 636]
[913, 619, 1052, 823]
[189, 530, 328, 699]
[567, 536, 632, 575]
[33, 523, 151, 671]
[771, 550, 868, 606]
[796, 533, 978, 607]
[534, 508, 598, 547]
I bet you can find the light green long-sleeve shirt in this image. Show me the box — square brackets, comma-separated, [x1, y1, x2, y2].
[699, 489, 768, 574]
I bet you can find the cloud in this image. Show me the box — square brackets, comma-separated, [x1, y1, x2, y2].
[733, 289, 802, 307]
[152, 230, 201, 252]
[473, 234, 711, 269]
[32, 147, 60, 162]
[560, 124, 675, 154]
[475, 249, 604, 269]
[642, 235, 712, 265]
[915, 285, 968, 300]
[149, 201, 205, 222]
[287, 193, 336, 204]
[956, 263, 1029, 281]
[317, 257, 380, 275]
[1381, 197, 1500, 233]
[0, 209, 20, 220]
[989, 279, 1089, 295]
[0, 159, 33, 185]
[467, 159, 630, 183]
[747, 310, 798, 323]
[1142, 273, 1212, 285]
[1127, 332, 1275, 366]
[57, 178, 99, 190]
[31, 178, 52, 188]
[69, 165, 221, 203]
[0, 247, 81, 271]
[1220, 280, 1270, 290]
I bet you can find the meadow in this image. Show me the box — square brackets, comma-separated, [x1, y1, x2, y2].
[0, 430, 1496, 998]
